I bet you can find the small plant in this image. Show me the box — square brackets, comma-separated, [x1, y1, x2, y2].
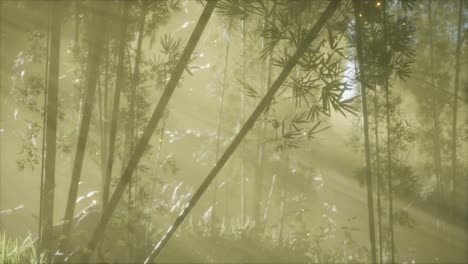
[0, 233, 43, 264]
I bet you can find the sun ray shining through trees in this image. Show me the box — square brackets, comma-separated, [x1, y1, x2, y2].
[0, 0, 466, 263]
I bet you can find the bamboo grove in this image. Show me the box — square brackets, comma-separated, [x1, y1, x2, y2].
[0, 0, 466, 263]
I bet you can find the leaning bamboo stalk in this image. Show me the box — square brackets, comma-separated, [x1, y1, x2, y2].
[82, 2, 219, 261]
[144, 1, 341, 261]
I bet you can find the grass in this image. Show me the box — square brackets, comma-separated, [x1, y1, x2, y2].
[1, 233, 42, 264]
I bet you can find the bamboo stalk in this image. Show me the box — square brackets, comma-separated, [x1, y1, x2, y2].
[42, 2, 62, 262]
[352, 0, 377, 262]
[103, 1, 129, 208]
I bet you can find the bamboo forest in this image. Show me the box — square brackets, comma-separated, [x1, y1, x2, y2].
[0, 0, 466, 263]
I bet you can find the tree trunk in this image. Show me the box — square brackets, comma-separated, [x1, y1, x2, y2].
[74, 0, 80, 54]
[83, 2, 219, 261]
[264, 174, 276, 226]
[103, 1, 129, 209]
[352, 0, 377, 262]
[278, 153, 288, 247]
[254, 1, 276, 231]
[59, 0, 107, 254]
[143, 1, 341, 261]
[212, 21, 232, 235]
[382, 1, 395, 262]
[239, 14, 247, 228]
[0, 0, 3, 232]
[127, 4, 147, 260]
[41, 2, 62, 262]
[428, 1, 443, 225]
[38, 4, 51, 258]
[373, 89, 383, 264]
[450, 0, 463, 222]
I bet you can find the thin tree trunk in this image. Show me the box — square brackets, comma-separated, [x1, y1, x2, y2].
[254, 0, 276, 231]
[59, 0, 107, 254]
[212, 21, 232, 236]
[264, 174, 276, 225]
[428, 1, 443, 225]
[98, 73, 106, 195]
[0, 0, 3, 232]
[103, 1, 129, 208]
[41, 2, 62, 262]
[74, 0, 80, 48]
[148, 65, 168, 214]
[38, 5, 51, 259]
[352, 0, 377, 262]
[278, 153, 288, 247]
[450, 0, 463, 222]
[239, 14, 247, 228]
[127, 4, 147, 260]
[83, 2, 219, 261]
[382, 1, 395, 262]
[373, 88, 383, 264]
[119, 47, 134, 176]
[149, 119, 166, 208]
[143, 2, 341, 261]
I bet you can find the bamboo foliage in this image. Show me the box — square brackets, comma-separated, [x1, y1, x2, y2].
[144, 1, 342, 261]
[0, 0, 465, 263]
[82, 2, 219, 260]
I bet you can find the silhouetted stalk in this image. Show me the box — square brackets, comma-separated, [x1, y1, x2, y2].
[253, 16, 267, 230]
[129, 5, 147, 259]
[119, 47, 134, 177]
[261, 2, 276, 230]
[149, 66, 168, 214]
[42, 2, 62, 262]
[74, 0, 80, 50]
[149, 119, 166, 208]
[382, 1, 395, 262]
[98, 74, 106, 191]
[84, 2, 218, 261]
[104, 40, 110, 134]
[278, 153, 288, 247]
[212, 21, 232, 236]
[352, 0, 377, 262]
[450, 0, 463, 222]
[373, 87, 383, 264]
[428, 2, 442, 225]
[263, 174, 276, 225]
[103, 1, 129, 208]
[144, 2, 341, 261]
[0, 0, 3, 232]
[59, 0, 107, 254]
[38, 5, 51, 258]
[239, 14, 247, 227]
[254, 0, 276, 230]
